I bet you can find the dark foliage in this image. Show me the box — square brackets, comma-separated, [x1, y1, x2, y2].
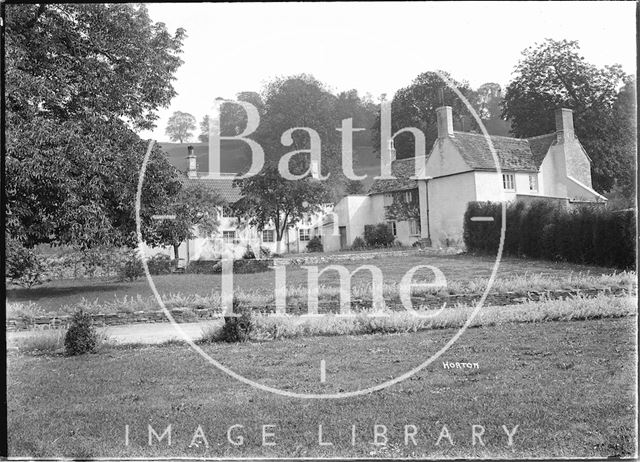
[64, 310, 98, 356]
[351, 236, 367, 250]
[464, 200, 635, 269]
[118, 251, 144, 281]
[242, 245, 256, 260]
[306, 236, 324, 253]
[147, 253, 173, 275]
[220, 299, 254, 342]
[5, 237, 48, 287]
[364, 223, 396, 248]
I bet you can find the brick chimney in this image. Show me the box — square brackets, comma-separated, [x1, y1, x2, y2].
[186, 145, 197, 179]
[555, 108, 575, 144]
[436, 106, 454, 139]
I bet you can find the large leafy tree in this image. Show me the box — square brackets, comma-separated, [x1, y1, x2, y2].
[335, 89, 377, 146]
[232, 75, 337, 252]
[165, 111, 196, 143]
[502, 39, 630, 193]
[198, 92, 265, 142]
[147, 182, 223, 259]
[5, 3, 186, 248]
[371, 71, 480, 159]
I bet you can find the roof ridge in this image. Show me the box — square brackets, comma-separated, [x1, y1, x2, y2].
[525, 133, 556, 141]
[392, 155, 428, 163]
[452, 131, 526, 142]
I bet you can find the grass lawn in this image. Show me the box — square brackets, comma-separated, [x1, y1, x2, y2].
[7, 253, 622, 311]
[7, 315, 637, 458]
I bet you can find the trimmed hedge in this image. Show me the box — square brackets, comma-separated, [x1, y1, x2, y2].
[463, 200, 635, 269]
[186, 259, 272, 274]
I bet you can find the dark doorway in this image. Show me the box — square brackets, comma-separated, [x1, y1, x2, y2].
[339, 226, 347, 250]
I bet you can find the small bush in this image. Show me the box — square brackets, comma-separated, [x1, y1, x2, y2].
[220, 299, 254, 342]
[64, 309, 98, 355]
[259, 246, 271, 259]
[306, 236, 323, 253]
[242, 245, 256, 260]
[147, 253, 173, 275]
[186, 259, 221, 274]
[118, 251, 144, 281]
[364, 223, 395, 248]
[351, 236, 367, 250]
[5, 238, 48, 288]
[233, 259, 271, 273]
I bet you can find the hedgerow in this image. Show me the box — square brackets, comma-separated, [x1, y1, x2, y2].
[463, 200, 635, 269]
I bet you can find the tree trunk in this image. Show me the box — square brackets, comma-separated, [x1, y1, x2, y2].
[173, 244, 180, 260]
[276, 238, 283, 255]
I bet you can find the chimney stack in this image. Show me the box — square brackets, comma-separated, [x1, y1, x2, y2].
[555, 108, 575, 144]
[186, 145, 197, 179]
[436, 106, 454, 139]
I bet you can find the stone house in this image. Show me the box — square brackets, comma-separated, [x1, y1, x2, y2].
[148, 106, 605, 260]
[323, 106, 606, 251]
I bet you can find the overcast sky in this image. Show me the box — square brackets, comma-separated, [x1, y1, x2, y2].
[139, 1, 636, 142]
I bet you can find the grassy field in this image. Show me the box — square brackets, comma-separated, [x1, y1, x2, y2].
[7, 315, 637, 458]
[7, 253, 625, 312]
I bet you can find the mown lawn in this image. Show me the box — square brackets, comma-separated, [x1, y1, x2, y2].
[7, 253, 619, 311]
[7, 315, 637, 458]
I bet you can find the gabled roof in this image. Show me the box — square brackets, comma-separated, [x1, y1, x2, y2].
[366, 131, 558, 195]
[527, 133, 557, 167]
[367, 157, 420, 195]
[181, 176, 242, 203]
[449, 132, 555, 172]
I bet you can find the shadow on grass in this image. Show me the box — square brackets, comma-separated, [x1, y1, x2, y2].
[6, 280, 136, 302]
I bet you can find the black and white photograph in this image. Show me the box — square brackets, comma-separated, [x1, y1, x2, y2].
[3, 1, 637, 460]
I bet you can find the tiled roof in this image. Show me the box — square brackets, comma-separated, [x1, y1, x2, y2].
[449, 131, 555, 172]
[181, 176, 242, 203]
[366, 132, 557, 195]
[527, 133, 557, 167]
[367, 157, 420, 195]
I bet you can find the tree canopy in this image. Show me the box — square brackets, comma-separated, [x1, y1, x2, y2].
[231, 75, 338, 251]
[502, 39, 631, 194]
[371, 71, 480, 159]
[5, 3, 186, 248]
[147, 182, 224, 258]
[165, 111, 196, 143]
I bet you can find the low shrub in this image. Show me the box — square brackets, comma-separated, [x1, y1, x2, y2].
[6, 238, 49, 288]
[242, 245, 256, 260]
[306, 236, 323, 253]
[233, 259, 271, 273]
[351, 236, 367, 250]
[118, 251, 144, 281]
[219, 299, 254, 342]
[259, 246, 271, 259]
[147, 253, 173, 275]
[64, 309, 98, 355]
[364, 223, 395, 248]
[186, 260, 221, 274]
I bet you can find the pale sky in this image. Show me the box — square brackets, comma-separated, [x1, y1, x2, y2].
[139, 1, 637, 141]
